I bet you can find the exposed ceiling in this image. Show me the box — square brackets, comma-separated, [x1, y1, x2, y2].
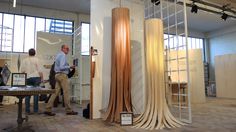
[206, 0, 236, 8]
[186, 4, 236, 33]
[164, 0, 236, 33]
[1, 0, 90, 14]
[187, 0, 236, 33]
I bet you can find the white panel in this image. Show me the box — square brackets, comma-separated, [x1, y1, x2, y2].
[91, 0, 144, 118]
[169, 49, 205, 103]
[215, 54, 236, 98]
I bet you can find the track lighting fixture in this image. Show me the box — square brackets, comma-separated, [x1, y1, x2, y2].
[191, 3, 198, 13]
[151, 0, 160, 6]
[221, 12, 228, 21]
[177, 0, 236, 20]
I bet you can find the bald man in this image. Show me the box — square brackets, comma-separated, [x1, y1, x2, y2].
[45, 44, 77, 116]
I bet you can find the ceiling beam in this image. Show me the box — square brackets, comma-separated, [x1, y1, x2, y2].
[190, 0, 236, 14]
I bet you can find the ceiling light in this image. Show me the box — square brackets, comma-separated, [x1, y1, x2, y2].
[221, 13, 228, 21]
[13, 0, 16, 8]
[151, 0, 160, 6]
[191, 4, 198, 13]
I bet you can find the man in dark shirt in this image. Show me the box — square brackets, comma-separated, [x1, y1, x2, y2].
[0, 67, 6, 106]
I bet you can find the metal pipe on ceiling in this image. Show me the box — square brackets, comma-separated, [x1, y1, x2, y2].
[176, 0, 236, 19]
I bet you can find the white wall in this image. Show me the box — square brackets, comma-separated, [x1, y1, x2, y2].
[91, 0, 145, 118]
[206, 26, 236, 81]
[77, 14, 90, 25]
[215, 54, 236, 99]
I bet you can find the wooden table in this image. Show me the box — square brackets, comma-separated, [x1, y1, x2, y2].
[0, 86, 55, 132]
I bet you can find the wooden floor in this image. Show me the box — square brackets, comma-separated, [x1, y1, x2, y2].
[0, 97, 236, 132]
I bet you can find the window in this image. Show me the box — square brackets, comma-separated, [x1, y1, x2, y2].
[25, 16, 35, 51]
[81, 23, 90, 56]
[36, 18, 45, 32]
[14, 15, 24, 52]
[0, 13, 74, 53]
[0, 14, 2, 49]
[164, 34, 203, 50]
[2, 14, 14, 52]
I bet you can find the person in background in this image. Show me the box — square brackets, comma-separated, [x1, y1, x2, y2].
[44, 44, 77, 116]
[46, 62, 75, 107]
[0, 67, 5, 107]
[20, 48, 44, 114]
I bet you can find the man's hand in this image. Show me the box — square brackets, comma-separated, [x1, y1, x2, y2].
[70, 65, 76, 69]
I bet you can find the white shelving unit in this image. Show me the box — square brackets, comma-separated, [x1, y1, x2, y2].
[70, 26, 83, 104]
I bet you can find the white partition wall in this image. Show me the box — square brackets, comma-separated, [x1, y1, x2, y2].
[215, 54, 236, 99]
[91, 0, 145, 118]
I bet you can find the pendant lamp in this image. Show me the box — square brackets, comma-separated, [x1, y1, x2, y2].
[104, 7, 132, 122]
[133, 19, 184, 130]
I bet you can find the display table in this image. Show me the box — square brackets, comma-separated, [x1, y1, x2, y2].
[0, 86, 55, 132]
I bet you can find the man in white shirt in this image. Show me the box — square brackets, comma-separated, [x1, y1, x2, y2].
[20, 48, 43, 114]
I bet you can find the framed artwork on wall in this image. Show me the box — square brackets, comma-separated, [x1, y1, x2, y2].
[11, 73, 27, 87]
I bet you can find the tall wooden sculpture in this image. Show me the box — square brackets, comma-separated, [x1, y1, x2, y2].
[134, 19, 184, 130]
[104, 7, 132, 122]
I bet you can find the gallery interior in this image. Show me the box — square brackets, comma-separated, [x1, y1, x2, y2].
[0, 0, 236, 131]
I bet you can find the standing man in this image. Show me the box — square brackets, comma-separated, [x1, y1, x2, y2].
[44, 44, 77, 116]
[21, 48, 44, 114]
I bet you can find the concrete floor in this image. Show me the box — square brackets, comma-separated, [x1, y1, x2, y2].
[0, 97, 236, 132]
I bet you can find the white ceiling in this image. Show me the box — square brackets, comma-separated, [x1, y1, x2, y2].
[186, 6, 236, 33]
[186, 0, 236, 33]
[1, 0, 236, 33]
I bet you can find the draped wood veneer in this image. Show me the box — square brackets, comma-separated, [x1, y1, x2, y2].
[134, 19, 184, 130]
[104, 7, 132, 123]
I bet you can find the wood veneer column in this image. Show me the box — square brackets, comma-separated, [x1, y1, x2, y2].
[104, 7, 132, 123]
[134, 19, 184, 130]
